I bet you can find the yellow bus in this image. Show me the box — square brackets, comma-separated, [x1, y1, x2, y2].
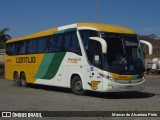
[5, 23, 145, 95]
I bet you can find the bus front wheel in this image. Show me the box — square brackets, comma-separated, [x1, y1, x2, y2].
[20, 73, 28, 87]
[71, 76, 85, 95]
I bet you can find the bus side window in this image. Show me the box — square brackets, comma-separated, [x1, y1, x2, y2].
[6, 43, 12, 55]
[49, 37, 54, 52]
[59, 35, 65, 52]
[45, 36, 51, 52]
[51, 35, 59, 52]
[26, 40, 32, 54]
[50, 32, 81, 55]
[26, 39, 37, 54]
[79, 31, 89, 50]
[11, 43, 17, 55]
[64, 33, 72, 51]
[17, 41, 26, 54]
[70, 32, 81, 55]
[50, 34, 66, 52]
[79, 30, 99, 58]
[37, 36, 50, 53]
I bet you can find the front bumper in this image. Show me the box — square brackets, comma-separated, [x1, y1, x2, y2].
[103, 79, 145, 92]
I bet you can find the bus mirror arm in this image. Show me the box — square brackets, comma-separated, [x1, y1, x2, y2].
[89, 37, 107, 53]
[140, 40, 153, 55]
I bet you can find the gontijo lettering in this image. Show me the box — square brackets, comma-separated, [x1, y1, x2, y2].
[16, 57, 36, 63]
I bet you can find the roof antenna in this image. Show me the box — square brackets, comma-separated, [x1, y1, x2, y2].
[96, 0, 99, 23]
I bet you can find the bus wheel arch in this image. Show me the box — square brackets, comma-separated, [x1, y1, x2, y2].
[20, 72, 28, 87]
[13, 71, 21, 86]
[70, 74, 85, 95]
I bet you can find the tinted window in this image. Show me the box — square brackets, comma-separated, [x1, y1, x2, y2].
[6, 31, 81, 55]
[50, 31, 81, 55]
[79, 30, 99, 50]
[11, 43, 17, 55]
[6, 43, 17, 55]
[64, 33, 72, 51]
[6, 44, 12, 55]
[79, 30, 102, 68]
[71, 32, 81, 53]
[50, 35, 60, 52]
[17, 41, 26, 54]
[37, 37, 50, 53]
[58, 35, 65, 52]
[26, 39, 37, 54]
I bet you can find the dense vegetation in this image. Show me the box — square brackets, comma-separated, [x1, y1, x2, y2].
[0, 28, 11, 49]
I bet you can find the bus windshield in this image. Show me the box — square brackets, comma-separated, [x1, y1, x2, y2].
[79, 30, 145, 75]
[101, 32, 145, 74]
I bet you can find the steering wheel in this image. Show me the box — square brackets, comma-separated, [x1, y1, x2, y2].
[120, 58, 126, 63]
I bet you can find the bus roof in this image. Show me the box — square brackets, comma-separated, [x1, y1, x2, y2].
[77, 23, 136, 34]
[7, 23, 136, 43]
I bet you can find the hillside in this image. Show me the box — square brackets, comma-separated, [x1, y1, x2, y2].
[138, 35, 160, 59]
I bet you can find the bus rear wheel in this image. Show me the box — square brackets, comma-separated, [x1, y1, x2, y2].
[71, 76, 85, 95]
[20, 73, 28, 87]
[14, 72, 21, 86]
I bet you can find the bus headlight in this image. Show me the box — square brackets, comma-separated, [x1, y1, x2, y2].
[108, 76, 117, 82]
[99, 73, 117, 82]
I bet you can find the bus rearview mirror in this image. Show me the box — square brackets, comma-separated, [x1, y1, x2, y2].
[89, 37, 107, 54]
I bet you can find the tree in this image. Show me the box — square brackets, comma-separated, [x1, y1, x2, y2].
[0, 28, 12, 49]
[0, 28, 11, 41]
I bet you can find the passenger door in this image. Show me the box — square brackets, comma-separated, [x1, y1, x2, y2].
[86, 40, 103, 91]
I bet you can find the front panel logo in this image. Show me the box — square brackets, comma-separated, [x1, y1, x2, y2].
[88, 81, 100, 90]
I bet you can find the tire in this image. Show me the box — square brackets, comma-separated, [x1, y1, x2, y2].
[14, 72, 21, 86]
[71, 76, 85, 95]
[20, 73, 28, 87]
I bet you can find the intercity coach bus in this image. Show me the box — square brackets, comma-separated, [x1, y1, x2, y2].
[5, 23, 145, 95]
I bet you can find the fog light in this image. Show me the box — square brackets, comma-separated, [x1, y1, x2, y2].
[141, 84, 145, 88]
[108, 84, 114, 89]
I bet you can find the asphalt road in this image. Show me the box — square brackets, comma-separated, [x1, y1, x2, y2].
[0, 77, 160, 120]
